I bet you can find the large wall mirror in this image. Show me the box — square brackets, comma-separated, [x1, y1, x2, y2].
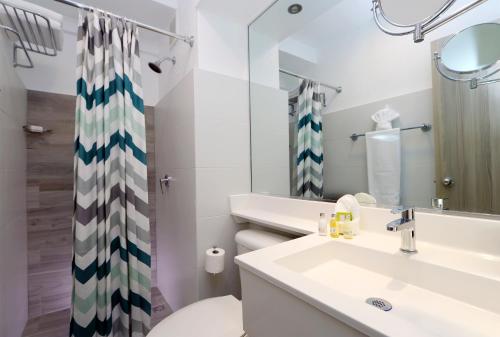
[249, 0, 500, 215]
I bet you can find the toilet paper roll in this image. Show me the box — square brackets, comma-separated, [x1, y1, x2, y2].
[205, 247, 225, 274]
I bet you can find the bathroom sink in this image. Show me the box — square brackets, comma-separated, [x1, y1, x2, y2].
[236, 233, 500, 337]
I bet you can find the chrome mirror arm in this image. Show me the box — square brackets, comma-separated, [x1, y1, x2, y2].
[371, 1, 414, 37]
[423, 0, 489, 35]
[372, 0, 488, 43]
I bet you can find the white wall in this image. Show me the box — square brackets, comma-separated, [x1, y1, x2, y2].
[155, 71, 198, 311]
[251, 83, 290, 196]
[154, 0, 278, 309]
[249, 31, 281, 88]
[0, 34, 28, 337]
[322, 89, 435, 207]
[197, 12, 249, 80]
[155, 68, 252, 309]
[158, 0, 201, 98]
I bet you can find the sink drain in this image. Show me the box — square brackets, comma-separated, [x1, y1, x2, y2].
[366, 297, 392, 311]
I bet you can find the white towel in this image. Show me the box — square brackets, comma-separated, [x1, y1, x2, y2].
[371, 105, 399, 130]
[0, 0, 64, 51]
[366, 128, 401, 206]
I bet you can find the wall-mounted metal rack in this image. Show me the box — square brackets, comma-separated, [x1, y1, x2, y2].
[0, 1, 59, 68]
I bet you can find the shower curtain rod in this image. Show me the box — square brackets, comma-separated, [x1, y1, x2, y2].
[279, 68, 342, 93]
[53, 0, 194, 46]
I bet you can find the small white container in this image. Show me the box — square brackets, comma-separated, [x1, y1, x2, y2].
[318, 213, 328, 236]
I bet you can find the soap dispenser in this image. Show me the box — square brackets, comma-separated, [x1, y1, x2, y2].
[329, 213, 339, 238]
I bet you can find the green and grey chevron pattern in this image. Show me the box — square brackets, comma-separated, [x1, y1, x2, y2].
[70, 12, 151, 337]
[296, 80, 324, 199]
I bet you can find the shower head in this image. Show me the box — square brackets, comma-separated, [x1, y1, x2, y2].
[149, 62, 162, 73]
[148, 56, 176, 74]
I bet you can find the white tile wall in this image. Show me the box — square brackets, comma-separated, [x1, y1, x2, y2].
[196, 167, 251, 218]
[194, 69, 250, 169]
[250, 83, 290, 196]
[196, 215, 242, 299]
[155, 71, 199, 311]
[194, 69, 251, 300]
[0, 34, 28, 337]
[155, 69, 252, 308]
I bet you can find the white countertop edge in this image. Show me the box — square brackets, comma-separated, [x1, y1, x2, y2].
[236, 255, 391, 337]
[235, 235, 427, 337]
[235, 234, 500, 337]
[231, 209, 316, 235]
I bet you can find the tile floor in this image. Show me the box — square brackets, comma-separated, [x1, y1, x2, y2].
[22, 287, 172, 337]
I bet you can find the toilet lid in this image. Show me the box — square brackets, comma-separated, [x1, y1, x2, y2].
[147, 295, 244, 337]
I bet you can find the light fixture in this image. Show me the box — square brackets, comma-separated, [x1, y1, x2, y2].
[288, 4, 303, 15]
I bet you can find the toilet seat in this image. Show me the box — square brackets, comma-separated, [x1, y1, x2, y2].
[147, 295, 244, 337]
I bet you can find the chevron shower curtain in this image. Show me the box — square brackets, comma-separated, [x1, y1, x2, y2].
[296, 80, 324, 199]
[70, 11, 151, 337]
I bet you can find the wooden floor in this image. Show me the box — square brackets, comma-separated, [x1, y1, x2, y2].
[22, 287, 172, 337]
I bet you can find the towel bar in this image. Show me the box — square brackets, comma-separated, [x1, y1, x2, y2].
[350, 123, 432, 141]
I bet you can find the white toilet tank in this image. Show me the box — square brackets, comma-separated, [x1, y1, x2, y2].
[235, 229, 291, 255]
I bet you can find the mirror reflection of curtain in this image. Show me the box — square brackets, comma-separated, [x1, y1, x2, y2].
[292, 80, 324, 199]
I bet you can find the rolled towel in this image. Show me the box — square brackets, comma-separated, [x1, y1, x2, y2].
[371, 105, 399, 131]
[0, 0, 64, 51]
[354, 192, 377, 205]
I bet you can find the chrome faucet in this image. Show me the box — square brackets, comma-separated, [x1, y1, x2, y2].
[386, 206, 417, 254]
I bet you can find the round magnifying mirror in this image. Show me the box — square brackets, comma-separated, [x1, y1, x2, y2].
[380, 0, 452, 26]
[441, 23, 500, 74]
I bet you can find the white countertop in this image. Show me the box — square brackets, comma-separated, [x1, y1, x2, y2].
[235, 233, 500, 337]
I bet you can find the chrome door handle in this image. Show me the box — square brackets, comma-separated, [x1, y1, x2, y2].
[160, 175, 175, 194]
[442, 177, 454, 187]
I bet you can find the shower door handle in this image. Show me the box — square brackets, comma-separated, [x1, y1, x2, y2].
[160, 175, 175, 194]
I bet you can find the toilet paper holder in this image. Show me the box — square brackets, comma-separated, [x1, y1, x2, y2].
[205, 246, 225, 275]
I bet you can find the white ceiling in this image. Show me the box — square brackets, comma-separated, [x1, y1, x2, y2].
[287, 0, 374, 51]
[250, 0, 343, 41]
[287, 0, 486, 52]
[151, 0, 178, 9]
[25, 0, 176, 30]
[198, 0, 278, 25]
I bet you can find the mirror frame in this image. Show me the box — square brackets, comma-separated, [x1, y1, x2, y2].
[434, 22, 500, 89]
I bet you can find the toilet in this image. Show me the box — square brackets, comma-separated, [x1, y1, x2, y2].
[147, 229, 291, 337]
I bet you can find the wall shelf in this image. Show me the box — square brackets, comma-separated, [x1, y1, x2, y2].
[231, 209, 316, 235]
